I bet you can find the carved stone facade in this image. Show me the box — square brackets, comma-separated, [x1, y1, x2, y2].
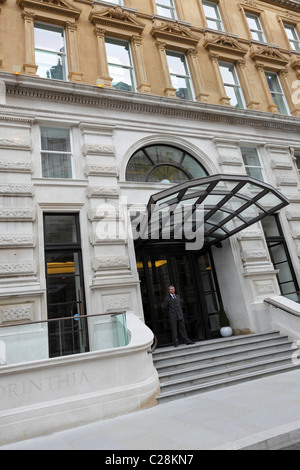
[2, 0, 300, 444]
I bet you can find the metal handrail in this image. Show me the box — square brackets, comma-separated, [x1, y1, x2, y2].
[0, 311, 126, 329]
[264, 298, 300, 318]
[147, 334, 158, 354]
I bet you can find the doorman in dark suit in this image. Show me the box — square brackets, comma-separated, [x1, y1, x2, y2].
[163, 285, 195, 347]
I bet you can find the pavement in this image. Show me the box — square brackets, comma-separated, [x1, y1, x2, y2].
[2, 369, 300, 451]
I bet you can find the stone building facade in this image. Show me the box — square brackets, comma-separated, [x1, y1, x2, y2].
[1, 0, 300, 443]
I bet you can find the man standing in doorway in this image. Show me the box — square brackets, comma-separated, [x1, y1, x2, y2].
[163, 285, 195, 347]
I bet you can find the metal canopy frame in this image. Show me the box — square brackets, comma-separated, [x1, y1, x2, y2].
[138, 174, 289, 248]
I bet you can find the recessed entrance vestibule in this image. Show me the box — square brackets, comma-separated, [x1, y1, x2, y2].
[136, 242, 221, 346]
[134, 174, 290, 348]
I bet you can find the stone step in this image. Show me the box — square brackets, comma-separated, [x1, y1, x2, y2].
[157, 362, 300, 404]
[158, 346, 294, 383]
[154, 331, 282, 359]
[154, 338, 293, 373]
[153, 331, 299, 403]
[159, 354, 295, 393]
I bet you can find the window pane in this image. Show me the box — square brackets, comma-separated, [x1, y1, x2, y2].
[147, 145, 183, 164]
[167, 54, 187, 75]
[35, 50, 66, 80]
[35, 24, 65, 52]
[44, 214, 78, 244]
[182, 155, 208, 179]
[219, 64, 236, 84]
[108, 64, 134, 91]
[265, 73, 281, 93]
[261, 216, 281, 237]
[106, 39, 131, 67]
[241, 147, 260, 166]
[125, 151, 153, 181]
[41, 127, 71, 152]
[42, 153, 72, 178]
[148, 165, 189, 183]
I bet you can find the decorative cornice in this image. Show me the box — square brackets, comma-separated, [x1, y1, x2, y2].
[151, 21, 199, 48]
[4, 73, 300, 132]
[89, 5, 145, 35]
[250, 44, 289, 70]
[203, 33, 248, 59]
[16, 0, 81, 19]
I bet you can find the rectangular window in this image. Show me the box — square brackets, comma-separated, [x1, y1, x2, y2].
[219, 62, 245, 108]
[156, 0, 177, 19]
[240, 147, 264, 181]
[245, 13, 266, 42]
[203, 1, 224, 31]
[261, 215, 300, 303]
[295, 151, 300, 174]
[105, 38, 135, 91]
[44, 213, 89, 357]
[40, 127, 73, 179]
[166, 51, 194, 100]
[284, 24, 300, 51]
[265, 72, 289, 115]
[34, 23, 67, 81]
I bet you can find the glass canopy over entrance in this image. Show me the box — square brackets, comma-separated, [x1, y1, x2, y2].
[137, 174, 289, 249]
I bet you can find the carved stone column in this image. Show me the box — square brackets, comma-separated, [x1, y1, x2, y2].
[208, 52, 231, 106]
[255, 62, 278, 113]
[131, 35, 151, 94]
[155, 41, 176, 98]
[186, 48, 209, 102]
[21, 11, 38, 75]
[279, 67, 300, 117]
[236, 59, 260, 110]
[65, 22, 83, 83]
[94, 27, 113, 87]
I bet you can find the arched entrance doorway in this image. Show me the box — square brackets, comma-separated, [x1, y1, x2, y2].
[126, 144, 290, 347]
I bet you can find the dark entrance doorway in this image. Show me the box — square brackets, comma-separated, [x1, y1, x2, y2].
[44, 213, 89, 358]
[135, 242, 222, 347]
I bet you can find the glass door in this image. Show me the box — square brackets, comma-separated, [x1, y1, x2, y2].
[44, 214, 89, 357]
[136, 243, 221, 346]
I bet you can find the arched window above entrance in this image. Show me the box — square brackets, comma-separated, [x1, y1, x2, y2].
[126, 144, 208, 183]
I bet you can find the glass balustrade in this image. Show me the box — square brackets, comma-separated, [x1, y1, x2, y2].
[0, 311, 128, 366]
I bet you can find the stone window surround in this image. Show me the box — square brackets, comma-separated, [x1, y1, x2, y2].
[277, 10, 300, 52]
[151, 21, 209, 101]
[239, 0, 274, 44]
[17, 0, 83, 82]
[89, 5, 151, 93]
[203, 32, 259, 109]
[198, 0, 231, 33]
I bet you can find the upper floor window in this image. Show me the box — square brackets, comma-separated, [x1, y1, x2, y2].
[156, 0, 177, 19]
[34, 23, 67, 81]
[240, 147, 264, 181]
[219, 62, 245, 108]
[40, 127, 73, 179]
[284, 24, 300, 51]
[245, 13, 266, 42]
[126, 144, 208, 183]
[166, 52, 194, 100]
[294, 151, 300, 174]
[265, 72, 289, 115]
[105, 38, 135, 91]
[202, 1, 224, 31]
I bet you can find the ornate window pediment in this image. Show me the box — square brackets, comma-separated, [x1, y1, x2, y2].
[203, 33, 248, 61]
[16, 0, 81, 19]
[89, 5, 145, 36]
[150, 20, 199, 49]
[250, 45, 289, 71]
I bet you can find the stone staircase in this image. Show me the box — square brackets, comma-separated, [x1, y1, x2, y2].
[153, 331, 299, 403]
